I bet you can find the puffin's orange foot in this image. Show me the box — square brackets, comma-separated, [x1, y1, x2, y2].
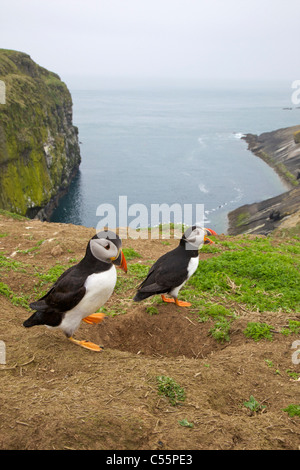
[83, 312, 106, 325]
[175, 299, 192, 307]
[161, 295, 191, 307]
[161, 294, 175, 303]
[68, 337, 103, 352]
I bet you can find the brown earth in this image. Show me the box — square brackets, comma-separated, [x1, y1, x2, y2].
[0, 214, 299, 450]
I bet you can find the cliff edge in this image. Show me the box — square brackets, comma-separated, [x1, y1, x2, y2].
[0, 49, 81, 219]
[228, 125, 300, 235]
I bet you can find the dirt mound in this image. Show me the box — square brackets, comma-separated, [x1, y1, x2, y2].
[97, 307, 217, 358]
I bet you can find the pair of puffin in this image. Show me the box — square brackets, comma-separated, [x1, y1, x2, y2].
[23, 226, 216, 351]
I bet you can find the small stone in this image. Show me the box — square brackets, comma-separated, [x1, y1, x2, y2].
[51, 245, 63, 257]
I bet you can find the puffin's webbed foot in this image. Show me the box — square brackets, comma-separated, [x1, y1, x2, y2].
[161, 294, 191, 307]
[68, 336, 103, 352]
[175, 299, 191, 307]
[161, 294, 175, 304]
[82, 312, 106, 324]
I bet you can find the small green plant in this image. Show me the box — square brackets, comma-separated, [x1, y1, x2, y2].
[264, 359, 274, 368]
[209, 318, 232, 343]
[286, 369, 300, 380]
[179, 419, 193, 428]
[146, 306, 159, 316]
[243, 322, 273, 341]
[283, 404, 300, 417]
[281, 320, 300, 336]
[156, 375, 186, 406]
[243, 395, 266, 414]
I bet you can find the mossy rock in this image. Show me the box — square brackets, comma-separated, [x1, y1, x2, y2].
[0, 49, 81, 218]
[294, 130, 300, 144]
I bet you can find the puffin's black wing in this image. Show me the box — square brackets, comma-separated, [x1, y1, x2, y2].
[24, 265, 87, 328]
[135, 247, 189, 298]
[30, 265, 87, 313]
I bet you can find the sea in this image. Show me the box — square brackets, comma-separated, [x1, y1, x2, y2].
[50, 79, 300, 234]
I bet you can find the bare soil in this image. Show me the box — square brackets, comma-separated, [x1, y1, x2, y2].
[0, 215, 299, 450]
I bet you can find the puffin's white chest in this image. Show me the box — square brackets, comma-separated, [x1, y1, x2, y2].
[79, 267, 117, 312]
[170, 255, 199, 297]
[59, 266, 117, 336]
[187, 256, 199, 279]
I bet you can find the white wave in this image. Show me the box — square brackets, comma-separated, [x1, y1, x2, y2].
[198, 137, 206, 147]
[233, 132, 246, 139]
[198, 183, 209, 194]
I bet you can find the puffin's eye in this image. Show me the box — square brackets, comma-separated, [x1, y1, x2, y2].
[104, 243, 110, 250]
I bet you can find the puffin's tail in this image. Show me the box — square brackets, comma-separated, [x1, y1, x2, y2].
[133, 291, 152, 302]
[23, 311, 44, 328]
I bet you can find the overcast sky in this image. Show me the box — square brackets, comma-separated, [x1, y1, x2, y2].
[1, 0, 299, 87]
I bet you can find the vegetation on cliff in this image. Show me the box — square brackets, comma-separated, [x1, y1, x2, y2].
[0, 49, 81, 218]
[294, 130, 300, 144]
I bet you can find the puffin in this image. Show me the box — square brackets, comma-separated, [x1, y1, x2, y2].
[133, 225, 217, 307]
[23, 230, 127, 351]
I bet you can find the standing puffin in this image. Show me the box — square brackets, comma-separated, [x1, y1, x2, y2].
[133, 226, 217, 307]
[23, 230, 127, 351]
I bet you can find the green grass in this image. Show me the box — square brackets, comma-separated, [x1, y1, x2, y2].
[1, 230, 300, 329]
[0, 282, 30, 309]
[243, 322, 274, 341]
[0, 253, 27, 272]
[122, 247, 142, 261]
[0, 259, 74, 308]
[280, 320, 300, 336]
[35, 263, 67, 283]
[0, 209, 28, 220]
[203, 304, 233, 318]
[17, 239, 44, 255]
[187, 236, 300, 312]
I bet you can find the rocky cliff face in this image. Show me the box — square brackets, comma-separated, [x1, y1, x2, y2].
[0, 49, 81, 219]
[228, 125, 300, 235]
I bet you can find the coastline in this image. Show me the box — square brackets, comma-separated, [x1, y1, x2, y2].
[227, 125, 300, 235]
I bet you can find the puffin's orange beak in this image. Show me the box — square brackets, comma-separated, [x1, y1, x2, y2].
[112, 250, 127, 272]
[119, 250, 127, 273]
[204, 228, 217, 245]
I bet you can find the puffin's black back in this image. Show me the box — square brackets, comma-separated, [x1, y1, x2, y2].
[133, 239, 198, 301]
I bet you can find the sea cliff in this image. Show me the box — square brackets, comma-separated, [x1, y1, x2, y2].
[0, 49, 81, 219]
[228, 125, 300, 235]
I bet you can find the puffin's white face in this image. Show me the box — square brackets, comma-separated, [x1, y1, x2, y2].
[89, 238, 119, 263]
[184, 226, 205, 249]
[184, 226, 216, 250]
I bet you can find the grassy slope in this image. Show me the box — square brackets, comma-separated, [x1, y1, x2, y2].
[0, 212, 299, 450]
[1, 212, 299, 347]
